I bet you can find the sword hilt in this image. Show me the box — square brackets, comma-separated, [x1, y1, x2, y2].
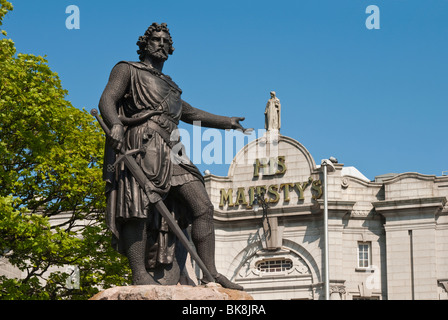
[91, 108, 125, 153]
[90, 108, 111, 136]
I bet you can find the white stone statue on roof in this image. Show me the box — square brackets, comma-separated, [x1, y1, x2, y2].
[264, 91, 281, 132]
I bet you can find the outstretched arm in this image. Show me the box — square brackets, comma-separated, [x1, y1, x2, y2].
[181, 100, 246, 131]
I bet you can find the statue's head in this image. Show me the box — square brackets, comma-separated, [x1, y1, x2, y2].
[137, 23, 175, 62]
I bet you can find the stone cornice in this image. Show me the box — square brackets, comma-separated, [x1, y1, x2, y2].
[213, 199, 358, 222]
[380, 172, 438, 184]
[213, 202, 320, 222]
[372, 196, 447, 214]
[315, 200, 357, 216]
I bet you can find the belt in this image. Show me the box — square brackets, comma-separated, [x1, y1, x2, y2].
[146, 120, 180, 149]
[118, 110, 180, 148]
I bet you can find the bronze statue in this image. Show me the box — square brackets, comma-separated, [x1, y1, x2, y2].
[97, 23, 245, 290]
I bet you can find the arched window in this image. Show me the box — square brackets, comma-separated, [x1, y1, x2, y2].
[255, 258, 293, 273]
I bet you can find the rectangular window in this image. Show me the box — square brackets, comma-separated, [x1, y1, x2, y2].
[357, 242, 371, 268]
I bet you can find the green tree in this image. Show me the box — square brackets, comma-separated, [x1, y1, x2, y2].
[0, 1, 130, 299]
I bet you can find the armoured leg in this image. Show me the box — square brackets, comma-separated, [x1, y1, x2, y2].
[122, 218, 154, 285]
[174, 181, 244, 291]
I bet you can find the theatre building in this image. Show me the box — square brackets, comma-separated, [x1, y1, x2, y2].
[205, 129, 448, 300]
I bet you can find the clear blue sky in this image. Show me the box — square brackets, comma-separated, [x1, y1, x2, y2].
[2, 0, 447, 180]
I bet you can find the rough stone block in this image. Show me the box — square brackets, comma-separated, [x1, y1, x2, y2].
[90, 284, 254, 300]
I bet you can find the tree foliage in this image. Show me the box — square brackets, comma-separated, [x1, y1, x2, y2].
[0, 1, 130, 299]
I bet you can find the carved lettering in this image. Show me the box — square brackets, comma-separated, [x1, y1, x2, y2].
[276, 156, 286, 175]
[311, 180, 323, 200]
[219, 177, 323, 209]
[267, 184, 280, 203]
[280, 183, 295, 202]
[235, 187, 247, 206]
[253, 156, 287, 178]
[219, 188, 234, 207]
[253, 158, 267, 177]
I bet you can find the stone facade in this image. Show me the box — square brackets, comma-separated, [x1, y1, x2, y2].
[205, 132, 448, 300]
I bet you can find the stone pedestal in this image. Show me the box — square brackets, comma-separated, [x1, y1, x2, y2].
[89, 284, 253, 300]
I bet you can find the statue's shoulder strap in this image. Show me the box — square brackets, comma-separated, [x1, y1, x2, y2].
[115, 61, 182, 93]
[116, 60, 142, 69]
[112, 61, 145, 74]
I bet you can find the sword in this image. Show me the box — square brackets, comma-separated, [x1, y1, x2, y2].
[90, 108, 215, 283]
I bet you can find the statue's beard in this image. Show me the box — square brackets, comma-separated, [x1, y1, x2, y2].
[147, 47, 168, 61]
